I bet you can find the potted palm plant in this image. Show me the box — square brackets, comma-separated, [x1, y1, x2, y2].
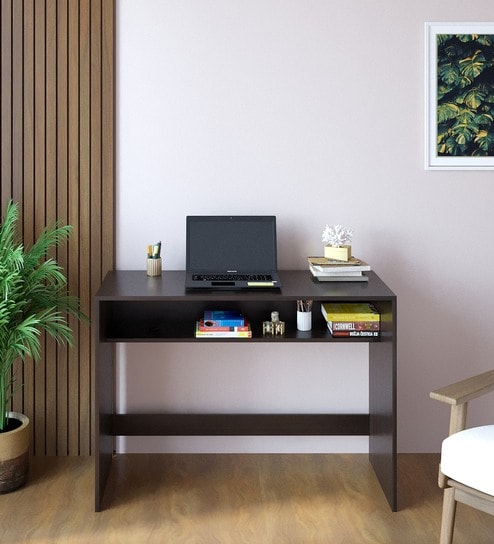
[0, 201, 86, 493]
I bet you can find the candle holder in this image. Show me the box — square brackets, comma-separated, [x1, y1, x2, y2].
[262, 311, 285, 336]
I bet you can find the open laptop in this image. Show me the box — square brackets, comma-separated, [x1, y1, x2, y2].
[185, 215, 282, 290]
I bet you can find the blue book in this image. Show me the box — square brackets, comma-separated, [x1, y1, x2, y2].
[203, 310, 245, 327]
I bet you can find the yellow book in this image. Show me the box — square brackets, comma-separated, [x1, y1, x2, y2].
[321, 302, 380, 322]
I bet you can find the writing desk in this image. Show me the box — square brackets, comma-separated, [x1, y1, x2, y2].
[94, 270, 397, 511]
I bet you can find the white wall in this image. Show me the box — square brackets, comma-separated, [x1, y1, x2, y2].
[116, 0, 494, 453]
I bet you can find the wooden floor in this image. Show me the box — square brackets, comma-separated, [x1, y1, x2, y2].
[1, 454, 494, 543]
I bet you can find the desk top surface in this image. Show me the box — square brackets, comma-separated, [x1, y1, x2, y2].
[96, 270, 396, 302]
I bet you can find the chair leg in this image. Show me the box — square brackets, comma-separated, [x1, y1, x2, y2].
[440, 487, 457, 544]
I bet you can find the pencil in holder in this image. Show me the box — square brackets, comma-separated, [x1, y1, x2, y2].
[146, 257, 162, 277]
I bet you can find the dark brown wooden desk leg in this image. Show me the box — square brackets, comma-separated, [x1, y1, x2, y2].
[368, 303, 397, 511]
[94, 339, 115, 512]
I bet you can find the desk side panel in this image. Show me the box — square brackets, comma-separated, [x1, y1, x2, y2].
[368, 298, 397, 511]
[94, 301, 115, 511]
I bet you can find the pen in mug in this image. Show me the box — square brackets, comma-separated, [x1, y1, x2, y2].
[147, 241, 161, 259]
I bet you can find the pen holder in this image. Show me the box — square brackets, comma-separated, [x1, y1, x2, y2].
[146, 257, 162, 277]
[297, 311, 312, 331]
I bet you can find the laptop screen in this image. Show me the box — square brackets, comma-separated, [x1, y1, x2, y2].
[186, 216, 278, 273]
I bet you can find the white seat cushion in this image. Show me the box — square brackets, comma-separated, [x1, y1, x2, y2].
[441, 425, 494, 496]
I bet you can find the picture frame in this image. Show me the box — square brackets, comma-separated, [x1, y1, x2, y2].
[425, 22, 494, 170]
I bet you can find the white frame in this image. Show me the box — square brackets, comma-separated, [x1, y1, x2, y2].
[425, 22, 494, 170]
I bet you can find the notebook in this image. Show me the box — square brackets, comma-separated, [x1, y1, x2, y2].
[185, 215, 282, 290]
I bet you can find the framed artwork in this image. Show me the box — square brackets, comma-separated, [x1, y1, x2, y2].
[425, 22, 494, 170]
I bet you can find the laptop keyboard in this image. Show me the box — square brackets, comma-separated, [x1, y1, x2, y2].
[193, 273, 273, 282]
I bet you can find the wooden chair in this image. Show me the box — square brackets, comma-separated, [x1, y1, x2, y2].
[430, 369, 494, 544]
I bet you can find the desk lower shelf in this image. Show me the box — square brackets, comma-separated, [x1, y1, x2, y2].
[99, 299, 383, 342]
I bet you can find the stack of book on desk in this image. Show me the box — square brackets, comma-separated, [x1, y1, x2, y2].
[321, 302, 380, 338]
[195, 310, 252, 338]
[308, 256, 371, 282]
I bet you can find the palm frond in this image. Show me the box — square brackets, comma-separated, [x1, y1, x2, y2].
[22, 223, 71, 273]
[0, 202, 19, 259]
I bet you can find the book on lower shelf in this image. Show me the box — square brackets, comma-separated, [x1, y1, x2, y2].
[321, 302, 380, 322]
[321, 302, 380, 338]
[327, 322, 380, 338]
[202, 310, 245, 327]
[197, 319, 251, 332]
[329, 320, 380, 331]
[195, 310, 251, 338]
[308, 256, 371, 282]
[195, 321, 252, 338]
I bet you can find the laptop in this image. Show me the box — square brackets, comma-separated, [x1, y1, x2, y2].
[185, 215, 282, 290]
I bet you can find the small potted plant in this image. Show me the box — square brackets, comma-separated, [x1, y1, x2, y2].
[322, 224, 353, 261]
[0, 201, 86, 493]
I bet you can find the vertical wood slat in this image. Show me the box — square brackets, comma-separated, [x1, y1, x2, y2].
[101, 0, 114, 275]
[67, 0, 80, 457]
[22, 0, 36, 426]
[45, 0, 58, 456]
[56, 0, 69, 454]
[79, 0, 91, 456]
[33, 0, 47, 457]
[1, 0, 12, 201]
[11, 0, 23, 206]
[0, 0, 115, 456]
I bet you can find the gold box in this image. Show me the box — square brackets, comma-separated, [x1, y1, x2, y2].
[323, 245, 351, 261]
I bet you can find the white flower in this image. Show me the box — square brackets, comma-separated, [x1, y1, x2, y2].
[322, 224, 353, 247]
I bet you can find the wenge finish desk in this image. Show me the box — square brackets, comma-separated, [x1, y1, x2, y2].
[94, 270, 397, 511]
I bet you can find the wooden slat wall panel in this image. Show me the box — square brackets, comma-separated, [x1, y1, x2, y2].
[56, 0, 70, 453]
[0, 0, 115, 456]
